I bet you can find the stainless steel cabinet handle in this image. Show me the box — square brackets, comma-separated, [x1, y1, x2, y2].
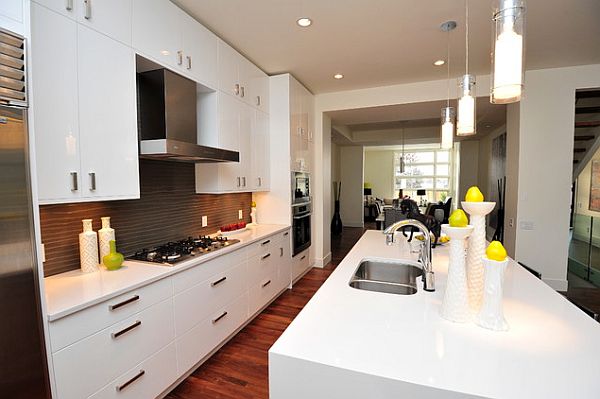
[234, 84, 240, 96]
[177, 51, 183, 65]
[212, 311, 227, 324]
[301, 255, 306, 260]
[242, 176, 246, 187]
[280, 247, 284, 257]
[256, 96, 261, 106]
[261, 253, 271, 260]
[116, 370, 145, 392]
[65, 0, 73, 11]
[70, 171, 78, 191]
[111, 320, 142, 339]
[261, 239, 270, 246]
[262, 279, 271, 288]
[258, 177, 262, 187]
[237, 177, 241, 187]
[284, 232, 289, 236]
[186, 55, 192, 70]
[109, 295, 140, 311]
[240, 86, 245, 98]
[89, 172, 96, 191]
[83, 0, 91, 19]
[211, 276, 226, 287]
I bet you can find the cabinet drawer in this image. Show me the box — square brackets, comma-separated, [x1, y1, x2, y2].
[247, 235, 275, 257]
[88, 342, 177, 399]
[53, 298, 175, 399]
[249, 273, 278, 317]
[176, 293, 248, 374]
[173, 260, 247, 336]
[247, 250, 275, 288]
[292, 250, 310, 282]
[172, 248, 245, 293]
[49, 277, 172, 352]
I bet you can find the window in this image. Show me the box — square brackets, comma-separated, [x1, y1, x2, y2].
[394, 149, 452, 203]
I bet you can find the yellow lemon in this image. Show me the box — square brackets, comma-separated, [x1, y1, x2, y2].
[486, 241, 508, 261]
[448, 209, 468, 227]
[465, 186, 484, 202]
[439, 236, 450, 243]
[251, 201, 257, 207]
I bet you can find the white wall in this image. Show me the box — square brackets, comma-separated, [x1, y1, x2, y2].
[364, 149, 395, 199]
[458, 140, 479, 202]
[513, 64, 600, 291]
[339, 146, 364, 227]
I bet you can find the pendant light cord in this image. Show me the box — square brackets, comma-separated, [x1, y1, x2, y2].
[465, 0, 469, 76]
[446, 29, 450, 107]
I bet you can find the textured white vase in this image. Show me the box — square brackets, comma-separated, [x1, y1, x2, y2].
[79, 219, 99, 273]
[476, 257, 509, 332]
[98, 216, 115, 263]
[461, 201, 496, 313]
[440, 224, 474, 323]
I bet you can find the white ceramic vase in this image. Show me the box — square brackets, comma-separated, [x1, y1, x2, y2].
[476, 256, 509, 332]
[79, 219, 99, 273]
[440, 224, 474, 323]
[98, 216, 115, 263]
[461, 201, 496, 313]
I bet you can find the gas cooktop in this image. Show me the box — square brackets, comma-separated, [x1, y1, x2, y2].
[126, 235, 240, 266]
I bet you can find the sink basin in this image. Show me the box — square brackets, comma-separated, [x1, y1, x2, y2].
[349, 259, 422, 295]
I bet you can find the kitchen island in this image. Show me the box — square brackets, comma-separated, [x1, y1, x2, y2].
[269, 230, 600, 398]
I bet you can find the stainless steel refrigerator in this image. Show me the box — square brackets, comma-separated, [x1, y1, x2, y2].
[0, 28, 51, 398]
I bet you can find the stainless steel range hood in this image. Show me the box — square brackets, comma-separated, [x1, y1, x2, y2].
[136, 68, 239, 163]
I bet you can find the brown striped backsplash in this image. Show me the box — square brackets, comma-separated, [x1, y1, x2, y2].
[40, 159, 252, 276]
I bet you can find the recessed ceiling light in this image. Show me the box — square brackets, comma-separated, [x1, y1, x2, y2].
[297, 17, 312, 27]
[334, 73, 344, 79]
[161, 50, 170, 56]
[433, 60, 445, 66]
[485, 124, 492, 128]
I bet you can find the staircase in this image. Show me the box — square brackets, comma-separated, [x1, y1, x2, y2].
[572, 90, 600, 179]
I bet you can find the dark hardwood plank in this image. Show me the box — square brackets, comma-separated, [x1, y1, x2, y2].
[165, 226, 367, 399]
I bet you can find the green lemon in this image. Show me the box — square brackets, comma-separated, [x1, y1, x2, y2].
[448, 209, 468, 227]
[486, 241, 508, 261]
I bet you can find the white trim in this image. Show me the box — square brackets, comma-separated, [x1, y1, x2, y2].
[314, 252, 332, 268]
[543, 278, 569, 292]
[344, 221, 364, 228]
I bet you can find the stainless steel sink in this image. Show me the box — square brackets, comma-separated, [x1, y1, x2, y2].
[349, 259, 423, 295]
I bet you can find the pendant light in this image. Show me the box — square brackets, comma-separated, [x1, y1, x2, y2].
[491, 0, 526, 104]
[399, 127, 406, 174]
[440, 21, 456, 150]
[457, 0, 476, 136]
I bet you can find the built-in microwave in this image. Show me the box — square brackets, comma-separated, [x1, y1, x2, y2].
[292, 172, 310, 205]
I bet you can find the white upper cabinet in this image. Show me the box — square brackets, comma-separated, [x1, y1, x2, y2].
[77, 25, 139, 199]
[0, 0, 25, 34]
[132, 0, 181, 69]
[33, 0, 77, 19]
[77, 0, 132, 45]
[181, 12, 217, 88]
[218, 39, 241, 97]
[289, 76, 313, 173]
[31, 3, 81, 202]
[247, 62, 270, 114]
[31, 3, 139, 203]
[251, 110, 270, 191]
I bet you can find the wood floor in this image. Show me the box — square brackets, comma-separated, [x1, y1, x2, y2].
[165, 226, 367, 399]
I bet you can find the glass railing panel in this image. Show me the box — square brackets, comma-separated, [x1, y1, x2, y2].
[569, 213, 593, 281]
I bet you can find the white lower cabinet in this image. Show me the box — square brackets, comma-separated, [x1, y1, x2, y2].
[292, 249, 310, 282]
[176, 293, 248, 374]
[89, 342, 178, 399]
[52, 298, 175, 399]
[48, 229, 290, 399]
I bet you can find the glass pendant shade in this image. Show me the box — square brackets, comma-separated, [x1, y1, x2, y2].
[457, 74, 476, 136]
[440, 107, 455, 149]
[491, 0, 525, 104]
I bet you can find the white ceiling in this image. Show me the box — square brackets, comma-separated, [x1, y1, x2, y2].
[173, 0, 600, 94]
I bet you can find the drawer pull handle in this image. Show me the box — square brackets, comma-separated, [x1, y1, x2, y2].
[284, 232, 289, 236]
[262, 279, 271, 288]
[261, 239, 270, 246]
[116, 369, 145, 392]
[280, 247, 284, 257]
[112, 320, 141, 339]
[261, 253, 271, 260]
[89, 172, 96, 191]
[70, 171, 78, 191]
[212, 311, 228, 324]
[177, 50, 183, 65]
[301, 255, 306, 260]
[211, 276, 227, 287]
[109, 295, 140, 311]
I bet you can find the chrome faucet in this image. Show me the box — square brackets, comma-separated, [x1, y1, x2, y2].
[383, 219, 435, 292]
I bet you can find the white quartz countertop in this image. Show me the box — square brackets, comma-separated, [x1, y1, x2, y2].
[44, 224, 290, 321]
[270, 230, 600, 398]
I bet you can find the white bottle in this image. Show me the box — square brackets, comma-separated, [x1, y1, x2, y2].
[98, 216, 115, 262]
[79, 219, 99, 273]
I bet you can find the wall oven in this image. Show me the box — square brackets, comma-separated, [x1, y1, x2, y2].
[292, 202, 311, 256]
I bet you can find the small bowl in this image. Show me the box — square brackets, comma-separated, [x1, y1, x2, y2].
[441, 224, 474, 240]
[461, 201, 496, 216]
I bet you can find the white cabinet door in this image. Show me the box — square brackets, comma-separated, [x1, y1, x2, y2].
[238, 102, 252, 190]
[217, 39, 240, 97]
[132, 0, 181, 69]
[77, 25, 139, 200]
[181, 12, 217, 88]
[217, 91, 240, 151]
[33, 0, 77, 19]
[276, 233, 292, 291]
[251, 110, 270, 191]
[77, 0, 132, 45]
[31, 3, 82, 203]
